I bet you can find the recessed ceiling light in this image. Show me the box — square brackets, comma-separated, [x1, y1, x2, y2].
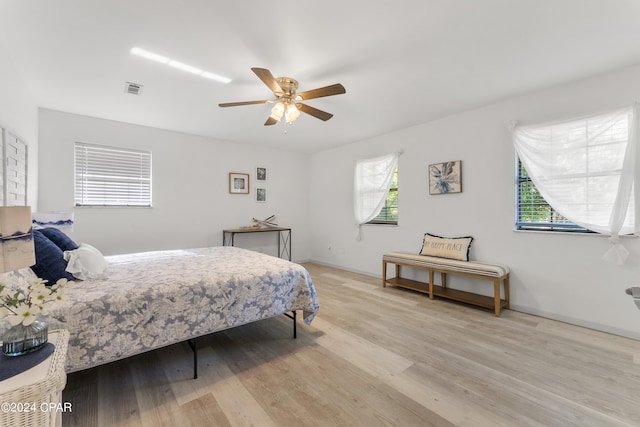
[130, 47, 231, 84]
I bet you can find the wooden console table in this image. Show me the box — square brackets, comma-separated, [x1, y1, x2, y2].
[223, 227, 292, 260]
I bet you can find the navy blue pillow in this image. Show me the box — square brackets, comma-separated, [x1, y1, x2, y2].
[30, 230, 74, 285]
[39, 228, 78, 252]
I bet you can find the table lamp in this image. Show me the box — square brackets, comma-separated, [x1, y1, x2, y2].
[0, 206, 35, 272]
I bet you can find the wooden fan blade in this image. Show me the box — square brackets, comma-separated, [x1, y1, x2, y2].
[264, 116, 279, 126]
[219, 100, 270, 107]
[297, 83, 346, 100]
[297, 103, 334, 121]
[251, 68, 283, 95]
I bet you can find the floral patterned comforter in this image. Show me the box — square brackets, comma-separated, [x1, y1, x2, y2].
[43, 246, 320, 372]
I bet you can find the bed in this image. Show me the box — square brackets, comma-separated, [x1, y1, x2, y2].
[4, 242, 320, 374]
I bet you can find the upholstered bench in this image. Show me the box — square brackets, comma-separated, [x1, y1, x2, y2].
[382, 251, 510, 316]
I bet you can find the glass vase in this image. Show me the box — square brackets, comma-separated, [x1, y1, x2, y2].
[2, 319, 48, 356]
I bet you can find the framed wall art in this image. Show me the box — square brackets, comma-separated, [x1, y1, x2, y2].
[256, 187, 267, 202]
[256, 166, 267, 181]
[429, 160, 462, 194]
[229, 172, 250, 194]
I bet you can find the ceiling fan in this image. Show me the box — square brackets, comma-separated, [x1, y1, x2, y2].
[219, 67, 346, 126]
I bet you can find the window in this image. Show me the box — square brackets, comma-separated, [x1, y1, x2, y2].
[512, 105, 637, 236]
[354, 152, 400, 237]
[368, 166, 398, 224]
[74, 142, 152, 207]
[515, 157, 588, 232]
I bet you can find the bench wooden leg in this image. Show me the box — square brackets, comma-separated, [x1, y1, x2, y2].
[441, 272, 447, 289]
[493, 278, 501, 317]
[428, 269, 435, 299]
[504, 275, 510, 309]
[382, 260, 387, 287]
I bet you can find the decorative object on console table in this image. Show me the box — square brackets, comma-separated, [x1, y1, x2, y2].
[2, 319, 48, 357]
[0, 206, 66, 356]
[429, 160, 462, 194]
[229, 172, 250, 194]
[1, 279, 67, 356]
[0, 206, 43, 356]
[241, 215, 277, 229]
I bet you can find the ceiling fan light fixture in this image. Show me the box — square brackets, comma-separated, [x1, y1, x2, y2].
[270, 102, 285, 120]
[284, 102, 301, 123]
[219, 67, 345, 126]
[269, 101, 301, 124]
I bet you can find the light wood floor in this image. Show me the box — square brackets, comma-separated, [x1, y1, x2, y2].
[62, 263, 640, 427]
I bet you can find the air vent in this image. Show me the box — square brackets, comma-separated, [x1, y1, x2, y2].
[125, 81, 143, 96]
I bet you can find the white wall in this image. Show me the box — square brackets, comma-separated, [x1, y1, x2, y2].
[309, 62, 640, 340]
[0, 45, 39, 208]
[31, 61, 640, 338]
[38, 109, 311, 261]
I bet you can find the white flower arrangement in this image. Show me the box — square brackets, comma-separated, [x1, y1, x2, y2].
[0, 278, 68, 327]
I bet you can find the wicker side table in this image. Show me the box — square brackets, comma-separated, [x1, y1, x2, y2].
[0, 329, 69, 427]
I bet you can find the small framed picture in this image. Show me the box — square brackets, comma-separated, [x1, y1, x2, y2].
[256, 187, 267, 202]
[429, 160, 462, 194]
[229, 172, 250, 194]
[256, 167, 267, 181]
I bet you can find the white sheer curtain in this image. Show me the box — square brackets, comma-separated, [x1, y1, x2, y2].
[511, 104, 639, 264]
[354, 151, 400, 240]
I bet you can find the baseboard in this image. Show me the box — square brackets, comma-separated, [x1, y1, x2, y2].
[503, 304, 640, 341]
[305, 259, 380, 279]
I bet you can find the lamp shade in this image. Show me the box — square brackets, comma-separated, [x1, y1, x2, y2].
[0, 206, 35, 273]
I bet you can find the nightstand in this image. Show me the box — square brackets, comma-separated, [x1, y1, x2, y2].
[0, 329, 69, 427]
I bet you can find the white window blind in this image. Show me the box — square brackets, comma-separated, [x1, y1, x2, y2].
[74, 142, 152, 207]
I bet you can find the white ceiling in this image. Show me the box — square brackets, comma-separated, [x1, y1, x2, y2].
[2, 0, 640, 153]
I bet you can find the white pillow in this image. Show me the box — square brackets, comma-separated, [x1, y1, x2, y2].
[64, 243, 108, 280]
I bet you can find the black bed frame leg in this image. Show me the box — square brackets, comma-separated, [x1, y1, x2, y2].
[188, 311, 295, 380]
[187, 338, 198, 379]
[284, 310, 297, 339]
